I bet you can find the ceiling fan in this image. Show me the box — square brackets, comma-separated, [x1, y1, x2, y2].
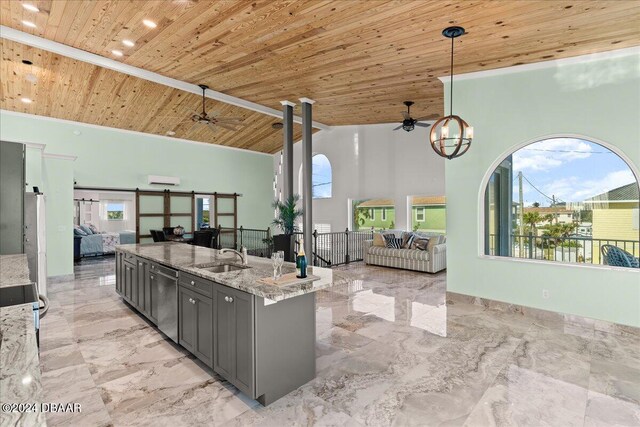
[393, 101, 437, 132]
[189, 84, 244, 132]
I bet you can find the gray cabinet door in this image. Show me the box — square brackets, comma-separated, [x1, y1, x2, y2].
[194, 291, 213, 368]
[229, 287, 254, 395]
[213, 284, 255, 397]
[115, 251, 123, 295]
[148, 266, 159, 324]
[123, 260, 136, 302]
[179, 285, 213, 368]
[179, 286, 196, 353]
[136, 257, 148, 312]
[213, 285, 234, 379]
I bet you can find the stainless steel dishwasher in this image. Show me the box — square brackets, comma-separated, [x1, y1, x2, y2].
[152, 263, 179, 343]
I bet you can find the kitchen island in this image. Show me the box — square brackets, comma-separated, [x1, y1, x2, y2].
[115, 242, 352, 405]
[0, 254, 45, 427]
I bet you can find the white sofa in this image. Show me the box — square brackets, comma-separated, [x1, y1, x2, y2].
[363, 231, 446, 273]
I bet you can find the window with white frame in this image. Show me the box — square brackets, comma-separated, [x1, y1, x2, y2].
[312, 154, 332, 199]
[415, 207, 425, 222]
[484, 137, 639, 267]
[106, 202, 124, 220]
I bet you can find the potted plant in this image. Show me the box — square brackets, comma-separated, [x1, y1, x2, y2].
[271, 194, 303, 262]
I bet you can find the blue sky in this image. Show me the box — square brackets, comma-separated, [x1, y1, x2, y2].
[312, 154, 332, 198]
[511, 138, 635, 206]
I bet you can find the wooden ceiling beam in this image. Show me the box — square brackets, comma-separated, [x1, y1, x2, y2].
[0, 25, 330, 130]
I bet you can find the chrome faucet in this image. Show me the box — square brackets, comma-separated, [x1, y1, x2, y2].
[219, 246, 248, 265]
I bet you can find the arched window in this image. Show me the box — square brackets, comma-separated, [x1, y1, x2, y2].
[484, 137, 639, 268]
[312, 154, 332, 199]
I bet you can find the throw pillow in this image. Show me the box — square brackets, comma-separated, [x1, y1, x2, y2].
[87, 224, 99, 234]
[80, 224, 93, 235]
[411, 237, 429, 251]
[401, 232, 415, 249]
[73, 225, 88, 236]
[383, 233, 402, 249]
[372, 233, 385, 247]
[427, 235, 444, 251]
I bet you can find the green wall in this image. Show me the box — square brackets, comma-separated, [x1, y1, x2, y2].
[445, 52, 640, 326]
[42, 156, 74, 277]
[412, 206, 446, 232]
[1, 111, 275, 277]
[357, 207, 395, 230]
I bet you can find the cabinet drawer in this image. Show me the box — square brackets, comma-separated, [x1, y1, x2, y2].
[179, 272, 213, 297]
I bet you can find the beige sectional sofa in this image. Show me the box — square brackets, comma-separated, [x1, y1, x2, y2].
[363, 231, 446, 273]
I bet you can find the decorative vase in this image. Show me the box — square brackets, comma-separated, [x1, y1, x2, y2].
[174, 225, 185, 236]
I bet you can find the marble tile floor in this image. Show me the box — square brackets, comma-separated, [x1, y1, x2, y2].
[37, 257, 640, 426]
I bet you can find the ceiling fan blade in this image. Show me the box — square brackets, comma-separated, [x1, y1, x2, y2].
[415, 122, 432, 128]
[215, 117, 244, 124]
[415, 114, 439, 121]
[393, 124, 403, 131]
[206, 123, 219, 132]
[401, 111, 410, 120]
[216, 122, 240, 131]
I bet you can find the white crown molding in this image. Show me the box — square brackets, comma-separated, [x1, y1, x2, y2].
[280, 100, 296, 107]
[0, 26, 330, 131]
[438, 46, 640, 83]
[42, 152, 77, 161]
[0, 109, 278, 157]
[299, 98, 316, 104]
[25, 142, 46, 150]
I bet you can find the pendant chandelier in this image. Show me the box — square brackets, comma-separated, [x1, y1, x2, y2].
[429, 26, 474, 159]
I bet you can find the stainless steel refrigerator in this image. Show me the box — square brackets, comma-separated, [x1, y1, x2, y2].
[24, 192, 47, 298]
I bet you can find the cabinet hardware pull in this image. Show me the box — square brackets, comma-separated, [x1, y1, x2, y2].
[224, 296, 229, 302]
[191, 299, 196, 304]
[150, 275, 154, 279]
[190, 281, 195, 285]
[228, 297, 234, 303]
[139, 262, 142, 266]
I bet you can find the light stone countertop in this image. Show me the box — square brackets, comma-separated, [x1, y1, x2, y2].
[116, 242, 353, 301]
[0, 255, 45, 427]
[0, 254, 31, 289]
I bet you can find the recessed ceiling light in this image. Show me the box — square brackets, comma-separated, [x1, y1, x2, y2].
[25, 73, 38, 83]
[166, 130, 176, 136]
[142, 19, 157, 28]
[22, 4, 39, 12]
[122, 39, 135, 47]
[22, 20, 36, 28]
[111, 50, 123, 57]
[21, 97, 33, 104]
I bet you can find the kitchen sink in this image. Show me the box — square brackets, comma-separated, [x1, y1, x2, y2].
[194, 263, 249, 273]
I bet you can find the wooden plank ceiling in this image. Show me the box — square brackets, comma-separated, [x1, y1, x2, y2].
[1, 0, 639, 153]
[0, 39, 304, 153]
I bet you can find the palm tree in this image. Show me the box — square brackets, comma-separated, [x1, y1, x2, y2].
[523, 211, 542, 235]
[272, 195, 303, 235]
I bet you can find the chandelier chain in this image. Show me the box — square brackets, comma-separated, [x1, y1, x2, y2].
[450, 35, 454, 117]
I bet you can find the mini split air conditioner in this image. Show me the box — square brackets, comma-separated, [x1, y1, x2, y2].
[147, 175, 180, 186]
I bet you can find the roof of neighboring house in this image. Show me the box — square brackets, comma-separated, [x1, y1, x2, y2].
[522, 207, 572, 215]
[356, 196, 446, 208]
[584, 182, 639, 203]
[412, 196, 446, 206]
[356, 199, 394, 208]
